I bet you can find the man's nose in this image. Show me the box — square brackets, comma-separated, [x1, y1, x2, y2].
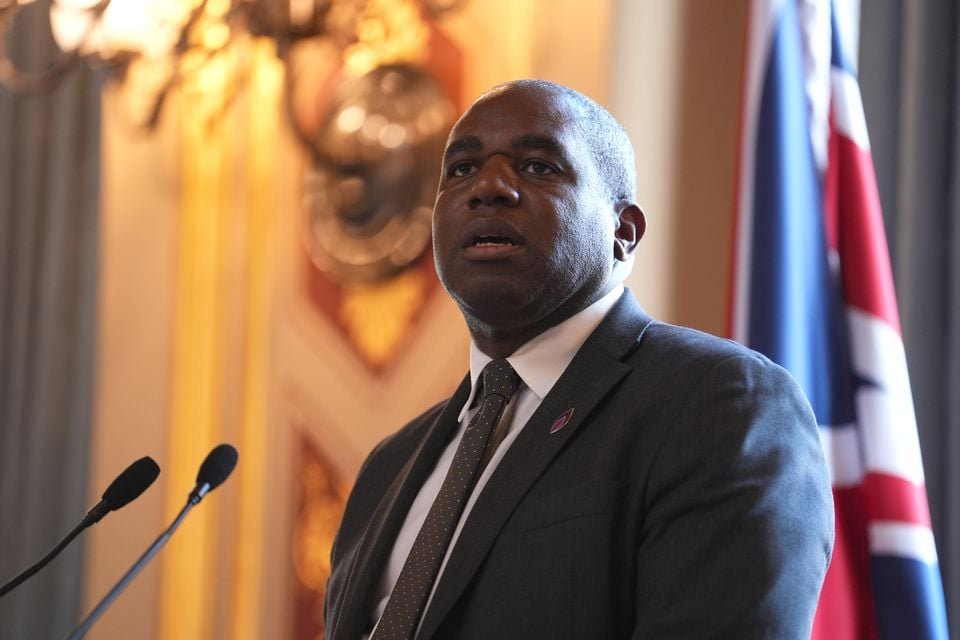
[468, 157, 520, 208]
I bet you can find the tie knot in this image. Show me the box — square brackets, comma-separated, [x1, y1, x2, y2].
[481, 359, 520, 400]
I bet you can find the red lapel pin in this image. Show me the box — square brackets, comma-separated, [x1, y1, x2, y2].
[550, 408, 575, 434]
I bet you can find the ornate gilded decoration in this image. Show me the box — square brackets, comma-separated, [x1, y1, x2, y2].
[338, 265, 430, 367]
[292, 433, 349, 639]
[293, 2, 463, 372]
[303, 64, 454, 282]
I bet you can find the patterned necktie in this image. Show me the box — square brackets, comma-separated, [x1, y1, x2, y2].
[372, 359, 521, 640]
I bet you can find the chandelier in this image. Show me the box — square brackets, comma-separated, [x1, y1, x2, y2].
[0, 0, 463, 125]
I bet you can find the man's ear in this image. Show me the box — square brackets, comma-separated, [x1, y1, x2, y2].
[613, 203, 646, 262]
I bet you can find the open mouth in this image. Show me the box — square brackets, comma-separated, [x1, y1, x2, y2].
[472, 234, 517, 247]
[458, 220, 525, 253]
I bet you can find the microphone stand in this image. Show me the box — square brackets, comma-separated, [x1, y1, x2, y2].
[0, 521, 87, 598]
[65, 445, 235, 639]
[65, 500, 196, 640]
[1, 455, 159, 600]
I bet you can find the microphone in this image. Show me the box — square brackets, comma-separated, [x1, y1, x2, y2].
[66, 444, 239, 640]
[84, 456, 163, 527]
[0, 456, 160, 599]
[189, 443, 239, 504]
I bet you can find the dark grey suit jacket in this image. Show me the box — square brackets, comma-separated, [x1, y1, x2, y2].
[325, 290, 834, 639]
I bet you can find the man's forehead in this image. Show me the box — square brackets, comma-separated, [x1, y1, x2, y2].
[458, 85, 573, 127]
[445, 89, 582, 155]
[443, 133, 567, 160]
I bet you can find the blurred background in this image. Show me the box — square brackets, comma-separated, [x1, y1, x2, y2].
[0, 0, 956, 638]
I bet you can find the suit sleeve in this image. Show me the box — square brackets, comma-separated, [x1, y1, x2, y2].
[632, 354, 834, 639]
[324, 435, 392, 631]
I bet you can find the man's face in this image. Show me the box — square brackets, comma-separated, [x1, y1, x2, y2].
[432, 86, 621, 340]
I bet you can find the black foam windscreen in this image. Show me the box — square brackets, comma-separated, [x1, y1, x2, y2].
[102, 457, 161, 512]
[195, 444, 238, 492]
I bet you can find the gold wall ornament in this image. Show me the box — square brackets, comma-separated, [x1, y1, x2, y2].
[338, 266, 430, 368]
[302, 63, 454, 282]
[291, 432, 349, 639]
[296, 20, 463, 373]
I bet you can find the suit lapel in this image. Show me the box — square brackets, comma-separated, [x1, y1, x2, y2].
[330, 376, 472, 640]
[417, 291, 655, 639]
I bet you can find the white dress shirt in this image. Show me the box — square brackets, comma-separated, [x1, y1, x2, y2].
[365, 284, 624, 637]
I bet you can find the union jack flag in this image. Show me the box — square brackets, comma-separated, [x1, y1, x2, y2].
[730, 0, 949, 636]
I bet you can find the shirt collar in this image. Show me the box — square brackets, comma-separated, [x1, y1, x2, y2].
[458, 284, 624, 421]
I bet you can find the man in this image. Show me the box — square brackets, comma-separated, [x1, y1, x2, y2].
[325, 79, 834, 639]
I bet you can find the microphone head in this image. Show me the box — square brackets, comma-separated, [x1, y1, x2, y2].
[102, 456, 161, 512]
[195, 444, 238, 494]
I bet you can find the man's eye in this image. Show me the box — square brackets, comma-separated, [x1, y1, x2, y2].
[522, 160, 555, 175]
[449, 162, 476, 177]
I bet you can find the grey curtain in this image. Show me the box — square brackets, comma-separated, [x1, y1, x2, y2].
[860, 0, 960, 635]
[0, 1, 101, 637]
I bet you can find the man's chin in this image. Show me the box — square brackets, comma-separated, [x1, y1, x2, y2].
[450, 284, 538, 326]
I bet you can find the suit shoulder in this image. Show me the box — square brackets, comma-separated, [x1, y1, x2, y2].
[638, 320, 774, 370]
[624, 320, 810, 407]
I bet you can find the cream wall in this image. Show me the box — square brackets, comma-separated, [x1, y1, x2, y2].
[614, 1, 747, 334]
[612, 0, 686, 322]
[86, 2, 745, 638]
